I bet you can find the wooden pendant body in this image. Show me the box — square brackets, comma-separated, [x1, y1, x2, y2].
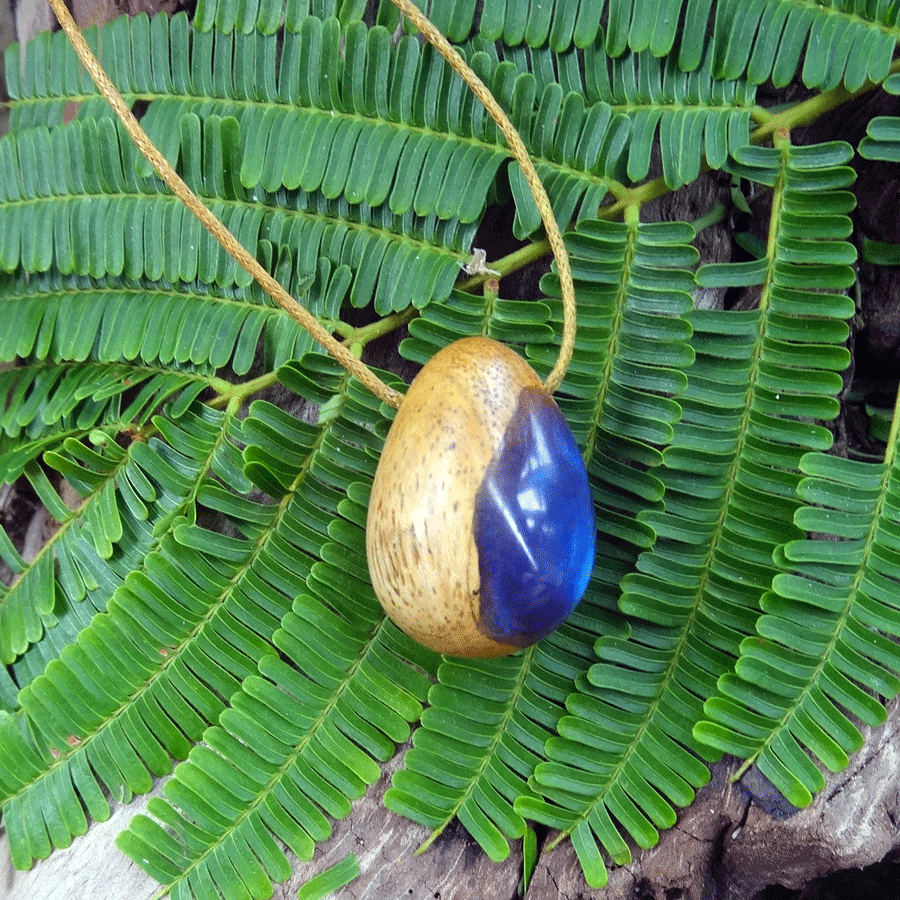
[366, 337, 542, 657]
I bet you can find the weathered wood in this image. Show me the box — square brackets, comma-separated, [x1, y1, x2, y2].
[274, 747, 523, 900]
[4, 701, 899, 899]
[527, 699, 900, 900]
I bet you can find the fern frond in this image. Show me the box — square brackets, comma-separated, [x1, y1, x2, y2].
[592, 43, 753, 187]
[0, 107, 475, 313]
[509, 222, 697, 889]
[0, 404, 259, 867]
[517, 140, 856, 888]
[0, 260, 346, 381]
[116, 360, 440, 898]
[695, 449, 900, 808]
[193, 0, 347, 35]
[5, 13, 504, 222]
[401, 288, 553, 363]
[197, 0, 714, 61]
[385, 653, 542, 862]
[532, 217, 694, 514]
[0, 396, 224, 673]
[0, 359, 216, 477]
[6, 12, 624, 243]
[4, 408, 249, 703]
[384, 598, 629, 863]
[4, 6, 757, 240]
[388, 214, 694, 876]
[713, 0, 897, 90]
[402, 0, 716, 62]
[118, 618, 431, 898]
[469, 28, 756, 194]
[466, 48, 627, 232]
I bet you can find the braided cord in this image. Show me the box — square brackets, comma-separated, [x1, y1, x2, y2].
[48, 0, 404, 407]
[47, 0, 576, 401]
[389, 0, 576, 393]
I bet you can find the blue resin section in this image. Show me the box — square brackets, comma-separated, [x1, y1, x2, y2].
[473, 386, 595, 647]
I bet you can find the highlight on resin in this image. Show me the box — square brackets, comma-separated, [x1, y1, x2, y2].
[366, 337, 595, 658]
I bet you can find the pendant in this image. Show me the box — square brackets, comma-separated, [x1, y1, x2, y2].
[366, 337, 595, 658]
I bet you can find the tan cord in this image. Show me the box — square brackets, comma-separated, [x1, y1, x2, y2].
[389, 0, 576, 394]
[48, 0, 576, 402]
[47, 0, 404, 409]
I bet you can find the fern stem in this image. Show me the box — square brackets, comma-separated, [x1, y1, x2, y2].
[328, 319, 355, 340]
[750, 105, 775, 124]
[208, 372, 278, 408]
[343, 307, 419, 350]
[751, 57, 900, 143]
[690, 203, 728, 235]
[603, 176, 675, 218]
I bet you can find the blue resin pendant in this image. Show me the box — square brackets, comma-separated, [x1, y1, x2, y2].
[366, 337, 595, 658]
[474, 386, 594, 647]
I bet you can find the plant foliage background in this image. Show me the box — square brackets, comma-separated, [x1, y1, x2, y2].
[2, 0, 900, 896]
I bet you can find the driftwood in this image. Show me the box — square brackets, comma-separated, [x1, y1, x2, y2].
[4, 2, 900, 899]
[2, 699, 899, 899]
[528, 701, 900, 900]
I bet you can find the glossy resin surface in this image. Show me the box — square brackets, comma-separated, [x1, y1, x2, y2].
[473, 386, 595, 646]
[367, 336, 595, 657]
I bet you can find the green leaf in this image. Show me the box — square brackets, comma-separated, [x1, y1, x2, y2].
[714, 0, 896, 90]
[696, 443, 900, 806]
[3, 5, 896, 898]
[519, 138, 858, 884]
[297, 853, 360, 900]
[116, 359, 439, 897]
